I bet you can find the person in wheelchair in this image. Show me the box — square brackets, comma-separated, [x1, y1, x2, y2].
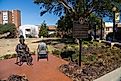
[15, 35, 33, 65]
[37, 40, 48, 61]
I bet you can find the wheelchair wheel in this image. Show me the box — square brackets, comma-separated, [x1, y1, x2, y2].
[19, 56, 23, 66]
[37, 56, 39, 61]
[46, 53, 48, 61]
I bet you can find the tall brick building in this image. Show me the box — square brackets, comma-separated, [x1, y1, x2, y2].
[0, 10, 21, 29]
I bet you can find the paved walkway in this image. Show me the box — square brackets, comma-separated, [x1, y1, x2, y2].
[0, 54, 72, 81]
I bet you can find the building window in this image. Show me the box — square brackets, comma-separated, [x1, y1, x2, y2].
[106, 27, 110, 31]
[3, 17, 8, 20]
[26, 29, 31, 32]
[3, 20, 8, 21]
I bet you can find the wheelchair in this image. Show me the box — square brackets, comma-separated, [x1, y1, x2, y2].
[16, 53, 33, 66]
[37, 50, 48, 61]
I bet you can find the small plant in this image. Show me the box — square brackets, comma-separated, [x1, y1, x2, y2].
[31, 51, 36, 55]
[11, 54, 16, 58]
[89, 55, 97, 61]
[81, 55, 88, 62]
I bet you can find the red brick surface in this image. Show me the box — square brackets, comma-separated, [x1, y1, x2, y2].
[0, 54, 72, 81]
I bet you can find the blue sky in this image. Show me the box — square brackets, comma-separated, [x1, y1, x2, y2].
[0, 0, 60, 25]
[0, 0, 120, 25]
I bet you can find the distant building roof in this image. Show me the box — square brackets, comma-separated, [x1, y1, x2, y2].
[105, 22, 121, 28]
[19, 25, 38, 29]
[117, 23, 121, 27]
[105, 22, 113, 27]
[48, 25, 57, 31]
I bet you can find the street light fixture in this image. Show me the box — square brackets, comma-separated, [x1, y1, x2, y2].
[112, 6, 117, 41]
[112, 6, 117, 12]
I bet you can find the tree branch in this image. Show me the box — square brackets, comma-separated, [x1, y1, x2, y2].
[58, 0, 76, 13]
[82, 3, 94, 18]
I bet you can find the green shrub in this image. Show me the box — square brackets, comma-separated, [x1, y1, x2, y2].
[83, 41, 90, 45]
[0, 57, 4, 60]
[89, 55, 97, 61]
[39, 21, 48, 37]
[0, 54, 16, 60]
[3, 54, 11, 59]
[81, 55, 88, 62]
[11, 54, 16, 58]
[0, 23, 17, 38]
[106, 32, 113, 41]
[52, 49, 61, 56]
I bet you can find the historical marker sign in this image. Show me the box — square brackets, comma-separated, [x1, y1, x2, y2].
[73, 21, 89, 39]
[73, 20, 89, 66]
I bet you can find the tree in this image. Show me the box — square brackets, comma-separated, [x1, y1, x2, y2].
[34, 0, 120, 21]
[39, 21, 48, 37]
[57, 15, 73, 37]
[0, 23, 17, 38]
[57, 12, 103, 38]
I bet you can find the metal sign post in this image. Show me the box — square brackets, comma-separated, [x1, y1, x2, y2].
[73, 20, 89, 66]
[79, 39, 82, 66]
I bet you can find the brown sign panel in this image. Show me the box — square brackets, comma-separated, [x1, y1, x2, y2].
[73, 21, 89, 39]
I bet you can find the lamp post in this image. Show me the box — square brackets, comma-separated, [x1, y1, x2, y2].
[112, 6, 117, 41]
[93, 22, 97, 40]
[100, 18, 103, 40]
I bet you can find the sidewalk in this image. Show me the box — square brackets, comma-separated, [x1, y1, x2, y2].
[0, 54, 72, 81]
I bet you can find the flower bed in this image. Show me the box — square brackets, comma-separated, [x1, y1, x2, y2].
[58, 41, 121, 81]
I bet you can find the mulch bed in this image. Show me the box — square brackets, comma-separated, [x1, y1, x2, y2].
[0, 75, 28, 81]
[59, 42, 121, 81]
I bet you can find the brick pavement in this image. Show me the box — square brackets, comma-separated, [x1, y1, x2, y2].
[0, 54, 72, 81]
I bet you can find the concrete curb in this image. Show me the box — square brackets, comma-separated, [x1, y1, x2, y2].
[94, 40, 121, 81]
[94, 67, 121, 81]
